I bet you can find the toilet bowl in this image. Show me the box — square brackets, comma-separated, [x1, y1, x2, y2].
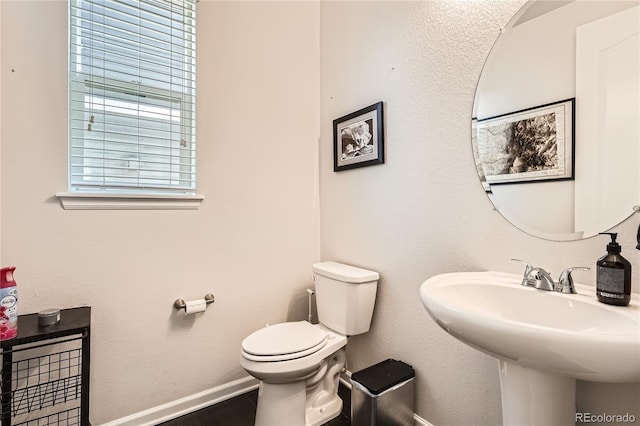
[240, 322, 347, 425]
[240, 262, 379, 426]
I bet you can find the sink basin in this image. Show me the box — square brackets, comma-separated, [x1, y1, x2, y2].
[420, 271, 640, 425]
[420, 271, 640, 382]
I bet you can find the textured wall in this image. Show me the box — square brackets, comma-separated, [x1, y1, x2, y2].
[0, 1, 320, 423]
[319, 1, 640, 425]
[1, 1, 638, 425]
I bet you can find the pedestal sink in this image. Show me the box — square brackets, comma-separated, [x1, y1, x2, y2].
[420, 271, 640, 425]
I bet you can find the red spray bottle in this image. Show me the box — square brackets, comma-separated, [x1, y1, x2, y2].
[0, 266, 18, 340]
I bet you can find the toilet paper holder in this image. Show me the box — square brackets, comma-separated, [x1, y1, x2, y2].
[174, 293, 215, 311]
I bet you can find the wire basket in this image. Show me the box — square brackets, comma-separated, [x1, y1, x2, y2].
[14, 407, 81, 426]
[2, 345, 83, 425]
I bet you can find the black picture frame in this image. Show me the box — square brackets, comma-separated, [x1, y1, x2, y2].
[474, 98, 575, 185]
[333, 102, 384, 172]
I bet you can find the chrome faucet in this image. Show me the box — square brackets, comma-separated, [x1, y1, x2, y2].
[511, 259, 590, 294]
[529, 267, 556, 291]
[511, 259, 535, 287]
[556, 267, 591, 294]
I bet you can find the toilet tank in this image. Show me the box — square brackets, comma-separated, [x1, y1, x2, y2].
[312, 262, 379, 336]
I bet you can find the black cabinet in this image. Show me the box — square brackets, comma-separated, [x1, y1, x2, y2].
[0, 307, 91, 425]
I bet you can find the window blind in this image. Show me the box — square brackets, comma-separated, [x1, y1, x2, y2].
[69, 0, 197, 194]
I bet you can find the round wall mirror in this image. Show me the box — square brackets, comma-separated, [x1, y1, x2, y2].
[472, 0, 639, 241]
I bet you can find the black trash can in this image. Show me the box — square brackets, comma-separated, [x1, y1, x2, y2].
[350, 359, 415, 425]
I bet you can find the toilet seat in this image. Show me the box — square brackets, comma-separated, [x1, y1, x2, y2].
[242, 321, 328, 362]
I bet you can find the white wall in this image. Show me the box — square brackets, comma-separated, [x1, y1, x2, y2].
[2, 1, 639, 425]
[319, 1, 640, 425]
[0, 1, 319, 424]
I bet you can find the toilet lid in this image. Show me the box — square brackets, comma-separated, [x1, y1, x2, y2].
[242, 321, 328, 358]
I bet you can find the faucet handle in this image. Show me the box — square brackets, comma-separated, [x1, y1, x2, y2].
[556, 267, 590, 294]
[511, 259, 535, 287]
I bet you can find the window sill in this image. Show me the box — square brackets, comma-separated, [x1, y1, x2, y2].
[55, 192, 204, 210]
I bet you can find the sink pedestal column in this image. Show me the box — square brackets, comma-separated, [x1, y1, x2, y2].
[499, 360, 575, 426]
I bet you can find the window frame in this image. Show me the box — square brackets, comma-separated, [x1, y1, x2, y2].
[60, 0, 203, 210]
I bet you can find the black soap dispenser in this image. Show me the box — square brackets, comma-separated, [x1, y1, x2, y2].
[596, 233, 632, 306]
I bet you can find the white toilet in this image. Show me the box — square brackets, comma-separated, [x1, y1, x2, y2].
[240, 261, 379, 426]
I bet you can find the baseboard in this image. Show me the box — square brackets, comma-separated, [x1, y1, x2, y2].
[101, 371, 434, 426]
[99, 375, 259, 426]
[414, 413, 434, 426]
[339, 369, 352, 389]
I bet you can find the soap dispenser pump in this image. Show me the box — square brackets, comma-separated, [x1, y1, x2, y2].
[596, 233, 632, 306]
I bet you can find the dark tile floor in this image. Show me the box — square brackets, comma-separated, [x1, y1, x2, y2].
[158, 384, 351, 426]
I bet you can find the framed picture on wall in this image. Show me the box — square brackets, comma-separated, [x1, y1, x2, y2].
[333, 102, 384, 172]
[474, 98, 575, 184]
